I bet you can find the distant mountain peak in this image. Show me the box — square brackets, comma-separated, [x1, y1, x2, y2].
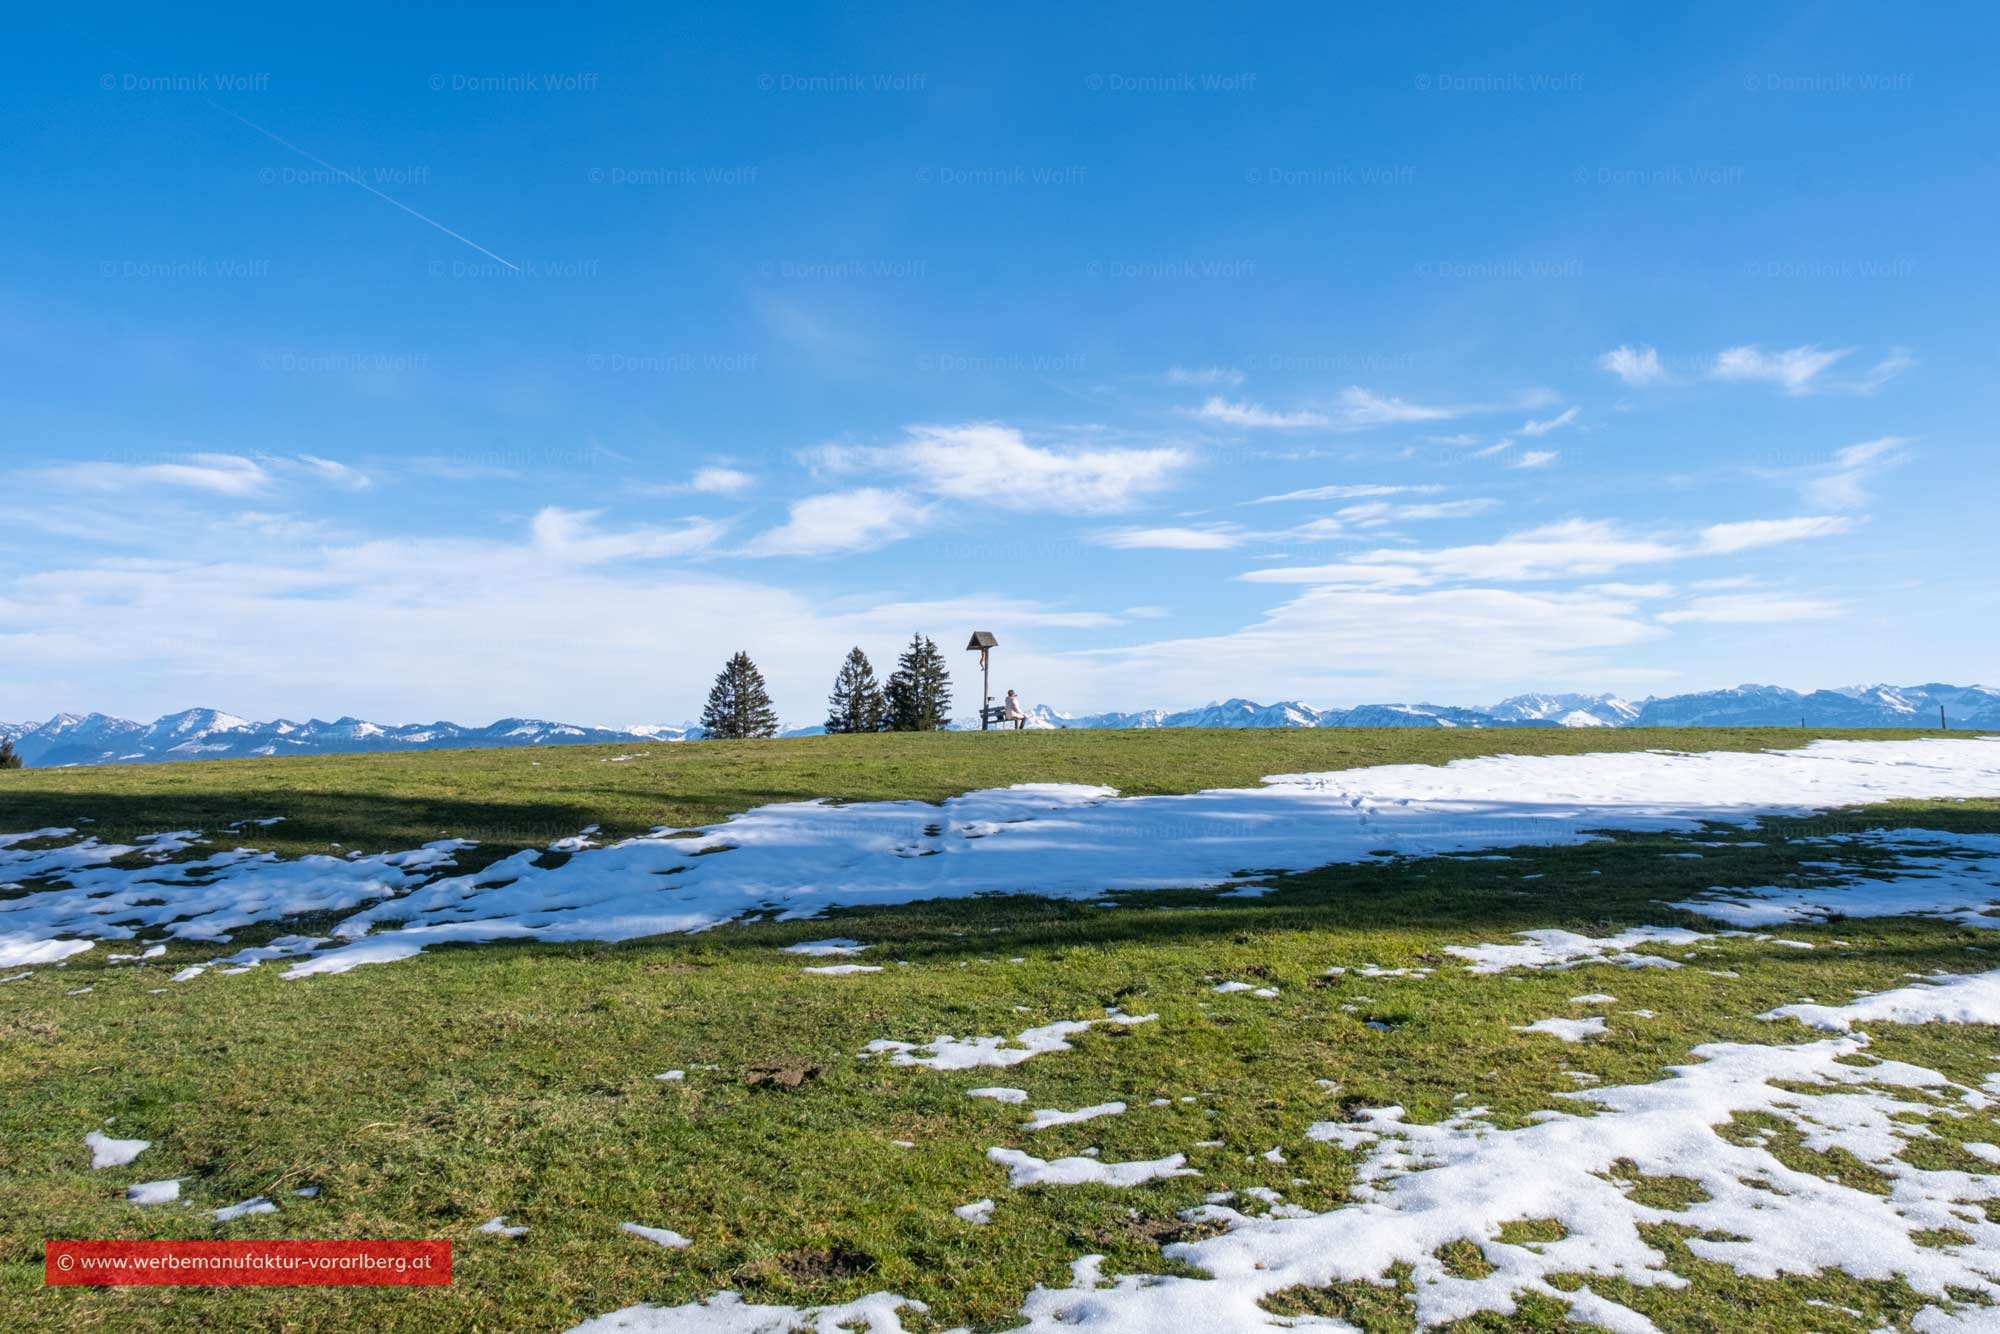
[2, 682, 1989, 767]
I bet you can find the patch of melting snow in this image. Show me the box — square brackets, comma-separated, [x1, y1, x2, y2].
[1514, 1016, 1609, 1043]
[213, 1197, 276, 1222]
[1569, 993, 1616, 1004]
[953, 1198, 995, 1225]
[1448, 927, 1708, 974]
[1669, 828, 2000, 930]
[86, 1131, 150, 1169]
[968, 1087, 1028, 1104]
[1760, 967, 2000, 1033]
[568, 1291, 925, 1332]
[782, 938, 869, 956]
[987, 1147, 1198, 1188]
[654, 1070, 685, 1082]
[478, 1216, 528, 1237]
[18, 738, 2000, 979]
[127, 1179, 180, 1204]
[1023, 1102, 1126, 1131]
[620, 1222, 691, 1249]
[863, 1013, 1156, 1071]
[801, 963, 881, 975]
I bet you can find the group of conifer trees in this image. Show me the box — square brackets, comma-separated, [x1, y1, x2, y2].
[696, 635, 953, 739]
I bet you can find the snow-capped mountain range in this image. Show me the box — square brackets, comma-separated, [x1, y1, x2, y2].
[1, 683, 1992, 767]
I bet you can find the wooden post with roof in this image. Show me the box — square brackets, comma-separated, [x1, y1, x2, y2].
[966, 631, 998, 730]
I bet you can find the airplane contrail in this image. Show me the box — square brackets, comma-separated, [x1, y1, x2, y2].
[205, 99, 520, 272]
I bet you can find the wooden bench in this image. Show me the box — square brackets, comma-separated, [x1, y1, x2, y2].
[980, 706, 1025, 729]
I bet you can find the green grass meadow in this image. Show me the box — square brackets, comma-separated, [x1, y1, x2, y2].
[2, 727, 1996, 1331]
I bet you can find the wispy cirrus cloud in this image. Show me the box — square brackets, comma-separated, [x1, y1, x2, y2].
[1518, 406, 1579, 437]
[1164, 365, 1245, 387]
[1243, 513, 1852, 587]
[1245, 482, 1442, 505]
[1698, 515, 1854, 554]
[35, 452, 371, 496]
[738, 488, 931, 558]
[530, 507, 727, 563]
[809, 422, 1190, 515]
[1596, 342, 1912, 396]
[1182, 385, 1470, 432]
[1597, 344, 1672, 387]
[1657, 592, 1840, 624]
[1711, 344, 1852, 395]
[1803, 436, 1909, 509]
[1183, 397, 1330, 428]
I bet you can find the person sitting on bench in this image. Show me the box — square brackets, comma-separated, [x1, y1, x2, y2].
[1002, 689, 1028, 730]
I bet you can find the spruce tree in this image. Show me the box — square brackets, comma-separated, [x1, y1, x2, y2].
[699, 651, 780, 739]
[825, 647, 887, 734]
[0, 736, 20, 770]
[884, 633, 953, 732]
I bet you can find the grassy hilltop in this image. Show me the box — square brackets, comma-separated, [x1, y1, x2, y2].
[2, 728, 1996, 1332]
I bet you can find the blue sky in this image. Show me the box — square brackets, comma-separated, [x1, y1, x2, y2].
[4, 3, 1995, 727]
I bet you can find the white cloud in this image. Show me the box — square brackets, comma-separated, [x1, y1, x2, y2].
[1184, 397, 1329, 429]
[1246, 519, 1678, 587]
[0, 532, 1125, 724]
[1698, 515, 1853, 554]
[41, 453, 270, 496]
[530, 508, 726, 563]
[1853, 348, 1914, 393]
[1803, 436, 1909, 509]
[1242, 510, 1856, 589]
[293, 455, 373, 491]
[813, 423, 1190, 515]
[1710, 344, 1851, 395]
[1095, 525, 1245, 551]
[1184, 386, 1465, 433]
[1657, 593, 1840, 624]
[1518, 407, 1579, 437]
[1164, 366, 1245, 387]
[739, 488, 930, 558]
[1332, 386, 1457, 427]
[1326, 498, 1499, 528]
[1245, 483, 1442, 505]
[1509, 450, 1559, 469]
[1073, 584, 1662, 706]
[1590, 582, 1675, 599]
[1597, 345, 1671, 387]
[36, 452, 374, 497]
[689, 466, 754, 494]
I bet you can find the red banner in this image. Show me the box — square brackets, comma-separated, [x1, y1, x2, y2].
[46, 1239, 452, 1286]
